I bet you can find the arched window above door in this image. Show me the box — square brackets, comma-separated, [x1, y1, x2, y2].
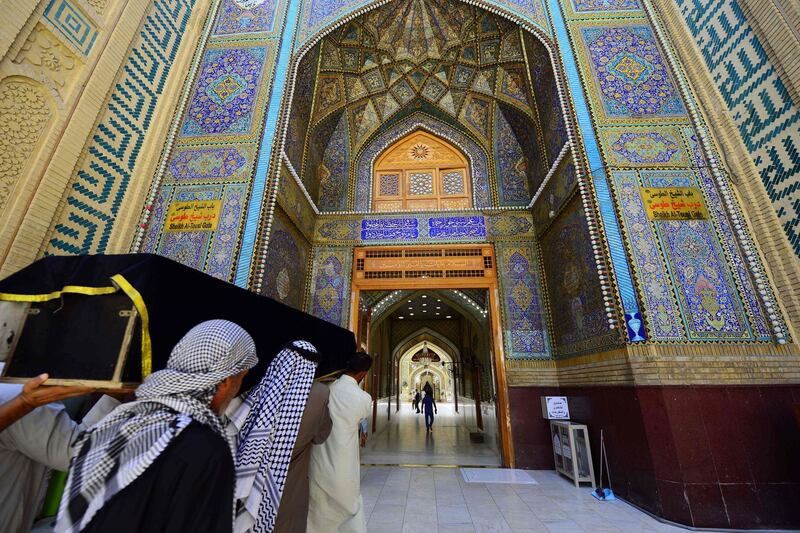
[373, 131, 472, 212]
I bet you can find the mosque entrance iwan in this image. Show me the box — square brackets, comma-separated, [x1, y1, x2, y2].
[350, 245, 508, 467]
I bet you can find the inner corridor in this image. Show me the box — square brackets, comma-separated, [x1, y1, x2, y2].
[362, 402, 501, 466]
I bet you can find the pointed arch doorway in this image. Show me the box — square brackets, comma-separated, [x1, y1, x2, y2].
[350, 244, 512, 467]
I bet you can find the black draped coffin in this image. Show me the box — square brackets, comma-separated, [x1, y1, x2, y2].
[0, 254, 354, 389]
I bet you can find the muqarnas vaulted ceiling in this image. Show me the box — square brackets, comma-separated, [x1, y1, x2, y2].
[284, 0, 568, 211]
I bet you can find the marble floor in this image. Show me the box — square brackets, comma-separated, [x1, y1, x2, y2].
[361, 402, 501, 466]
[360, 466, 689, 533]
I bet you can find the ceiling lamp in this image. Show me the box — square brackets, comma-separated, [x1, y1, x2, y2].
[418, 341, 433, 365]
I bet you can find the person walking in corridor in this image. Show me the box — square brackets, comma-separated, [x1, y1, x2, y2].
[421, 388, 437, 432]
[413, 390, 421, 413]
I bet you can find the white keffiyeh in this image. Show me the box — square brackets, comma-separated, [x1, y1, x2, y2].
[55, 319, 258, 533]
[230, 340, 318, 533]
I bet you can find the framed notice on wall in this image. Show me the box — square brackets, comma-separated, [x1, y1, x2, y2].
[541, 396, 570, 420]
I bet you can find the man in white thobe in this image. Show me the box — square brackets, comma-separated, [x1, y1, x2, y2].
[307, 352, 373, 533]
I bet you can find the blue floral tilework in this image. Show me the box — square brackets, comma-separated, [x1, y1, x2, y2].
[496, 243, 549, 358]
[309, 246, 352, 327]
[568, 0, 642, 15]
[576, 23, 686, 121]
[206, 183, 248, 280]
[642, 170, 752, 340]
[318, 113, 350, 210]
[180, 45, 270, 137]
[494, 107, 531, 205]
[261, 208, 310, 309]
[213, 0, 277, 36]
[695, 168, 770, 339]
[612, 170, 687, 340]
[165, 144, 256, 183]
[297, 0, 354, 46]
[540, 196, 620, 356]
[600, 126, 688, 167]
[296, 0, 550, 49]
[481, 0, 549, 35]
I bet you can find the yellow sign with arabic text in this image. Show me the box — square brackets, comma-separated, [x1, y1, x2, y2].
[166, 200, 222, 231]
[640, 187, 708, 221]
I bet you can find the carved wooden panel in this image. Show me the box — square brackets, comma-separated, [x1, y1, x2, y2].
[373, 131, 471, 211]
[353, 244, 495, 289]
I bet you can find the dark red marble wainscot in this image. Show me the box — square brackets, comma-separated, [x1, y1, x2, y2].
[507, 384, 800, 529]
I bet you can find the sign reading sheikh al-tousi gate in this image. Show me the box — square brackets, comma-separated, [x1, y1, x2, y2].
[166, 200, 222, 231]
[640, 187, 709, 221]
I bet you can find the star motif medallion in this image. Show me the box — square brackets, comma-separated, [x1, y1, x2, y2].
[210, 75, 244, 104]
[409, 143, 431, 160]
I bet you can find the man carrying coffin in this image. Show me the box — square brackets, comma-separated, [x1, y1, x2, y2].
[0, 373, 117, 533]
[307, 352, 374, 533]
[55, 319, 258, 533]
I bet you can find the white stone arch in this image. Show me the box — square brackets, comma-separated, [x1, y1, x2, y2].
[398, 339, 454, 365]
[409, 364, 449, 401]
[390, 326, 461, 363]
[396, 337, 456, 401]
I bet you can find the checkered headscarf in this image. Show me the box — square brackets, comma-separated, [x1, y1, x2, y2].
[229, 340, 318, 533]
[55, 320, 258, 533]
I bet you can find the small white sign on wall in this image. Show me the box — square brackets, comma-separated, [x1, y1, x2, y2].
[541, 396, 570, 420]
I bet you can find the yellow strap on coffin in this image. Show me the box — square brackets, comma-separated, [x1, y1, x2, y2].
[110, 274, 152, 378]
[0, 277, 153, 379]
[0, 285, 117, 302]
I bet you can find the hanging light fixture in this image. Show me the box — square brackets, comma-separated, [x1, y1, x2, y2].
[418, 341, 432, 366]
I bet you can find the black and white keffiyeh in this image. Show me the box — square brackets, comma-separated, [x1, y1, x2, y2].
[55, 319, 258, 533]
[230, 340, 318, 533]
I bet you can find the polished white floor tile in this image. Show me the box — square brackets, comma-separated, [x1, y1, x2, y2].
[360, 404, 687, 533]
[438, 504, 473, 525]
[438, 525, 476, 533]
[462, 468, 538, 484]
[370, 503, 406, 524]
[363, 466, 689, 533]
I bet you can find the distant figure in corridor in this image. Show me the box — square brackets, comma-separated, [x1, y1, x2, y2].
[307, 352, 373, 533]
[413, 390, 421, 413]
[421, 383, 437, 432]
